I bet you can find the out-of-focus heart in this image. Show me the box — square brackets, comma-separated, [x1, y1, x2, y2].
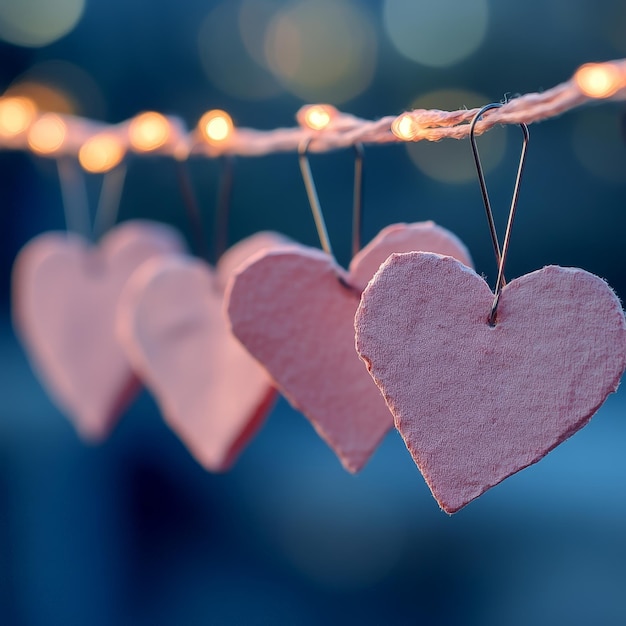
[355, 252, 626, 513]
[12, 220, 185, 440]
[116, 232, 285, 471]
[226, 222, 473, 473]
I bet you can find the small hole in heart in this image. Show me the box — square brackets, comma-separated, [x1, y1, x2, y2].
[487, 293, 500, 327]
[337, 275, 362, 298]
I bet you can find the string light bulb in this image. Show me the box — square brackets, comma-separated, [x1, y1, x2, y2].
[392, 113, 418, 141]
[198, 109, 234, 146]
[27, 114, 67, 155]
[298, 104, 338, 130]
[128, 111, 171, 152]
[78, 133, 125, 173]
[575, 63, 624, 99]
[0, 96, 37, 138]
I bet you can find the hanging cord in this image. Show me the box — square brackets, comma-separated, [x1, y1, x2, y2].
[2, 59, 623, 158]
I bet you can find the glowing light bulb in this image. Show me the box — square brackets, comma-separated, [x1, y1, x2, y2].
[27, 113, 66, 154]
[128, 111, 171, 152]
[392, 113, 418, 141]
[79, 133, 125, 173]
[575, 63, 623, 99]
[0, 96, 37, 137]
[300, 104, 338, 130]
[198, 109, 234, 145]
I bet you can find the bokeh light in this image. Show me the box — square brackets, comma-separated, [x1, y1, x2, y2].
[264, 0, 377, 103]
[405, 90, 506, 183]
[571, 109, 626, 183]
[5, 60, 106, 118]
[198, 109, 234, 146]
[0, 0, 85, 47]
[198, 1, 282, 101]
[27, 113, 67, 155]
[575, 63, 623, 99]
[78, 134, 125, 174]
[0, 96, 37, 138]
[238, 0, 282, 68]
[383, 0, 488, 67]
[299, 104, 338, 130]
[392, 113, 419, 141]
[5, 82, 76, 116]
[129, 112, 171, 152]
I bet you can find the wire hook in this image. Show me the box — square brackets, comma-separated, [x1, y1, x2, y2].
[470, 103, 504, 273]
[298, 138, 364, 260]
[469, 103, 529, 325]
[213, 154, 236, 263]
[173, 152, 235, 265]
[93, 163, 127, 241]
[56, 157, 91, 239]
[175, 158, 210, 262]
[352, 142, 364, 258]
[56, 154, 127, 243]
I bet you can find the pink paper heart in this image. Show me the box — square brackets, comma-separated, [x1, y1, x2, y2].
[355, 252, 626, 513]
[227, 222, 473, 472]
[12, 220, 185, 440]
[116, 232, 285, 471]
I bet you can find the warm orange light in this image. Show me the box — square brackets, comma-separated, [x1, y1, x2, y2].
[6, 81, 76, 115]
[392, 113, 418, 141]
[300, 104, 338, 130]
[0, 96, 37, 137]
[575, 63, 623, 99]
[128, 111, 171, 152]
[198, 109, 234, 145]
[78, 134, 125, 173]
[27, 113, 67, 154]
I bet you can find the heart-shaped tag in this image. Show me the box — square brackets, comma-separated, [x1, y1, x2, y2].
[12, 220, 185, 440]
[227, 222, 473, 472]
[116, 232, 285, 471]
[355, 252, 626, 513]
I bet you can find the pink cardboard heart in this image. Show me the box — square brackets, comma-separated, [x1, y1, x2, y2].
[355, 252, 626, 513]
[116, 232, 285, 471]
[12, 220, 185, 440]
[227, 222, 473, 472]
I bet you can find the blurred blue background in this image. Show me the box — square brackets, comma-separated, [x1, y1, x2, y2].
[1, 1, 626, 624]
